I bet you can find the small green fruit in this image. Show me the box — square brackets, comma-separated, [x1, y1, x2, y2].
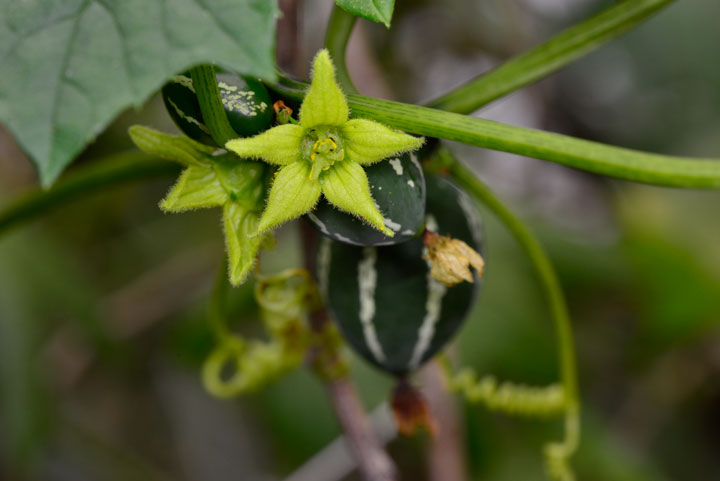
[308, 152, 426, 246]
[162, 73, 273, 145]
[317, 174, 484, 375]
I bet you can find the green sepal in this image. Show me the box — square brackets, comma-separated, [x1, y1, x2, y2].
[322, 161, 391, 235]
[257, 162, 323, 234]
[342, 119, 424, 165]
[308, 151, 426, 246]
[223, 202, 264, 285]
[226, 124, 304, 165]
[130, 124, 272, 285]
[300, 50, 349, 129]
[161, 164, 228, 212]
[128, 125, 217, 166]
[213, 155, 268, 206]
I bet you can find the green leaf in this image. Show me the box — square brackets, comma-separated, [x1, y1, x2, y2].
[321, 161, 388, 234]
[334, 0, 395, 28]
[257, 162, 323, 234]
[0, 0, 279, 186]
[160, 164, 228, 212]
[224, 202, 263, 285]
[342, 118, 423, 165]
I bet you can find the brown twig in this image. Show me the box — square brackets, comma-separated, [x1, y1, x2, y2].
[325, 376, 397, 481]
[302, 221, 397, 481]
[421, 360, 468, 481]
[278, 2, 396, 477]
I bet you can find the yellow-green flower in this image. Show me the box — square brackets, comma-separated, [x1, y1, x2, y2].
[226, 49, 424, 236]
[128, 125, 269, 286]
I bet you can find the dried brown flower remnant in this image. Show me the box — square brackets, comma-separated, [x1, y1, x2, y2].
[273, 100, 293, 125]
[391, 379, 437, 437]
[423, 230, 484, 286]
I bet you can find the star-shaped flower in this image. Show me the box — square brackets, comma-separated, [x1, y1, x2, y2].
[128, 125, 270, 286]
[225, 49, 424, 236]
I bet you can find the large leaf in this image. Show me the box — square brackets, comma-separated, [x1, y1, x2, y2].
[334, 0, 395, 28]
[0, 0, 279, 186]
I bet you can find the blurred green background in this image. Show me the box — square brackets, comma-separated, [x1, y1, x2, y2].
[1, 0, 720, 480]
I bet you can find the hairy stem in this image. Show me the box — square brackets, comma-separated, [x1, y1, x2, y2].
[189, 65, 238, 145]
[325, 4, 359, 94]
[438, 148, 580, 473]
[0, 151, 177, 237]
[208, 261, 231, 339]
[426, 0, 675, 113]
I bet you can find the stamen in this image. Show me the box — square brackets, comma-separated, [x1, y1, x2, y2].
[302, 126, 345, 179]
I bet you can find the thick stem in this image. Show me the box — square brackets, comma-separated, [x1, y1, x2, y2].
[0, 151, 177, 237]
[267, 81, 720, 189]
[301, 222, 397, 481]
[324, 5, 359, 94]
[189, 65, 238, 146]
[426, 0, 675, 113]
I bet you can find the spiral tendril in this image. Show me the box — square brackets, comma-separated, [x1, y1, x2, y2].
[449, 367, 566, 416]
[202, 269, 318, 398]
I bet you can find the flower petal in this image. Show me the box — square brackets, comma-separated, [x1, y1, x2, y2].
[342, 119, 424, 165]
[321, 162, 393, 236]
[160, 165, 227, 212]
[226, 124, 303, 165]
[300, 49, 349, 129]
[223, 202, 264, 285]
[129, 125, 216, 166]
[256, 162, 322, 234]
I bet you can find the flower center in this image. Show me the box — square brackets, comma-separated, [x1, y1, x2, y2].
[302, 127, 344, 181]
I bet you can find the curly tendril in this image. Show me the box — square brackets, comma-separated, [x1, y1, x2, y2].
[202, 269, 318, 398]
[441, 358, 578, 481]
[448, 367, 566, 416]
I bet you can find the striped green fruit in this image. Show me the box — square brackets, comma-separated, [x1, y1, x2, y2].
[308, 152, 426, 246]
[162, 73, 274, 145]
[317, 174, 484, 375]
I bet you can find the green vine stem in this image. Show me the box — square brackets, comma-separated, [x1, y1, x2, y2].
[189, 65, 238, 145]
[0, 151, 177, 237]
[324, 4, 359, 95]
[268, 81, 720, 188]
[444, 365, 566, 417]
[208, 262, 232, 339]
[426, 0, 675, 113]
[435, 147, 580, 479]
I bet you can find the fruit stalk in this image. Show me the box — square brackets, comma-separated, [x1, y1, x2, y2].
[301, 222, 398, 481]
